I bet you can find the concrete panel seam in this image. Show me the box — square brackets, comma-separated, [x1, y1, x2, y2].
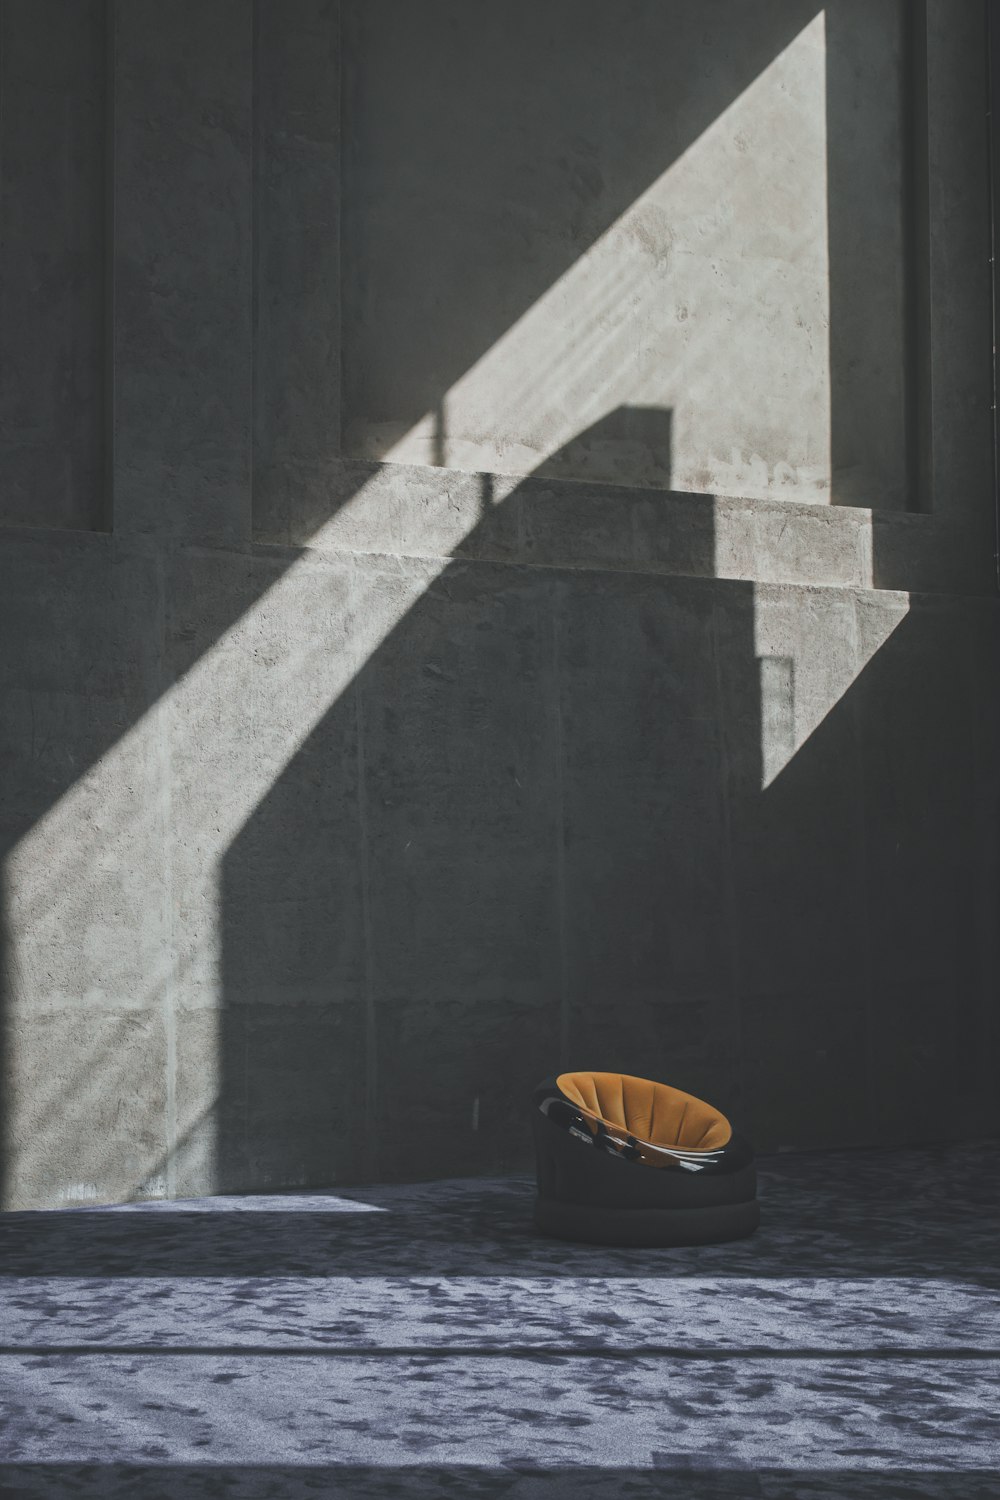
[349, 559, 378, 1178]
[709, 595, 745, 1096]
[550, 583, 569, 1067]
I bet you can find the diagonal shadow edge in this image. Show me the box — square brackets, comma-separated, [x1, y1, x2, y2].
[1, 4, 829, 1207]
[1, 0, 983, 1212]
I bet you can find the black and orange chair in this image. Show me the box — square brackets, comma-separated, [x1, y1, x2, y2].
[532, 1071, 759, 1246]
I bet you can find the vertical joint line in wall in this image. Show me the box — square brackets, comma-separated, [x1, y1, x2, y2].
[551, 588, 569, 1065]
[335, 0, 344, 456]
[0, 0, 4, 1201]
[710, 599, 744, 1073]
[155, 552, 177, 1199]
[902, 0, 933, 513]
[353, 566, 378, 1174]
[848, 593, 878, 1142]
[987, 0, 1000, 588]
[250, 0, 260, 535]
[102, 0, 116, 533]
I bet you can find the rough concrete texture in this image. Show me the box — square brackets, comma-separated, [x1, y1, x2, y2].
[114, 0, 254, 547]
[3, 514, 998, 1207]
[0, 0, 107, 531]
[257, 454, 998, 597]
[340, 0, 990, 512]
[342, 1, 864, 500]
[0, 0, 998, 1209]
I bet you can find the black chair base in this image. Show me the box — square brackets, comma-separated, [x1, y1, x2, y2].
[535, 1195, 760, 1248]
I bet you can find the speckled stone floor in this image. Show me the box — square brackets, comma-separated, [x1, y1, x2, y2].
[0, 1143, 998, 1498]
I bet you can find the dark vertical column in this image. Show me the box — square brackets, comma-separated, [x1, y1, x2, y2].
[824, 0, 910, 511]
[902, 0, 933, 513]
[923, 0, 993, 524]
[111, 0, 254, 547]
[252, 0, 341, 544]
[988, 0, 1000, 583]
[0, 0, 107, 531]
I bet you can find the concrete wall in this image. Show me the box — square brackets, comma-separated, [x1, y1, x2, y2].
[342, 1, 915, 506]
[0, 0, 997, 1209]
[0, 1, 107, 530]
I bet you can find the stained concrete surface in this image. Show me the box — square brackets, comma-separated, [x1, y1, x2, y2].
[0, 1143, 998, 1494]
[1, 0, 998, 1214]
[1, 0, 992, 533]
[3, 502, 998, 1207]
[342, 0, 915, 504]
[0, 0, 107, 532]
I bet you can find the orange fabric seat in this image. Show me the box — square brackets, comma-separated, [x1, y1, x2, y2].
[532, 1069, 758, 1245]
[556, 1070, 731, 1166]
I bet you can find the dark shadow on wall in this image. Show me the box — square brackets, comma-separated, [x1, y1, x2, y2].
[824, 0, 914, 511]
[730, 596, 999, 1150]
[0, 0, 109, 534]
[211, 4, 998, 1193]
[532, 407, 673, 491]
[824, 0, 992, 519]
[821, 1, 997, 1149]
[215, 547, 1000, 1193]
[218, 407, 732, 1190]
[217, 399, 1000, 1194]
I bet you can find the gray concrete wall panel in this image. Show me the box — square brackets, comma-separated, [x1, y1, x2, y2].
[252, 0, 341, 538]
[112, 0, 253, 546]
[0, 0, 107, 531]
[0, 2, 997, 1208]
[342, 0, 915, 506]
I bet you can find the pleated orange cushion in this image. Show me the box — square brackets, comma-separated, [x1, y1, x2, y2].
[556, 1070, 731, 1164]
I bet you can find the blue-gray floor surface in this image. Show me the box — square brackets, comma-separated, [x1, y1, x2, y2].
[0, 1143, 998, 1498]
